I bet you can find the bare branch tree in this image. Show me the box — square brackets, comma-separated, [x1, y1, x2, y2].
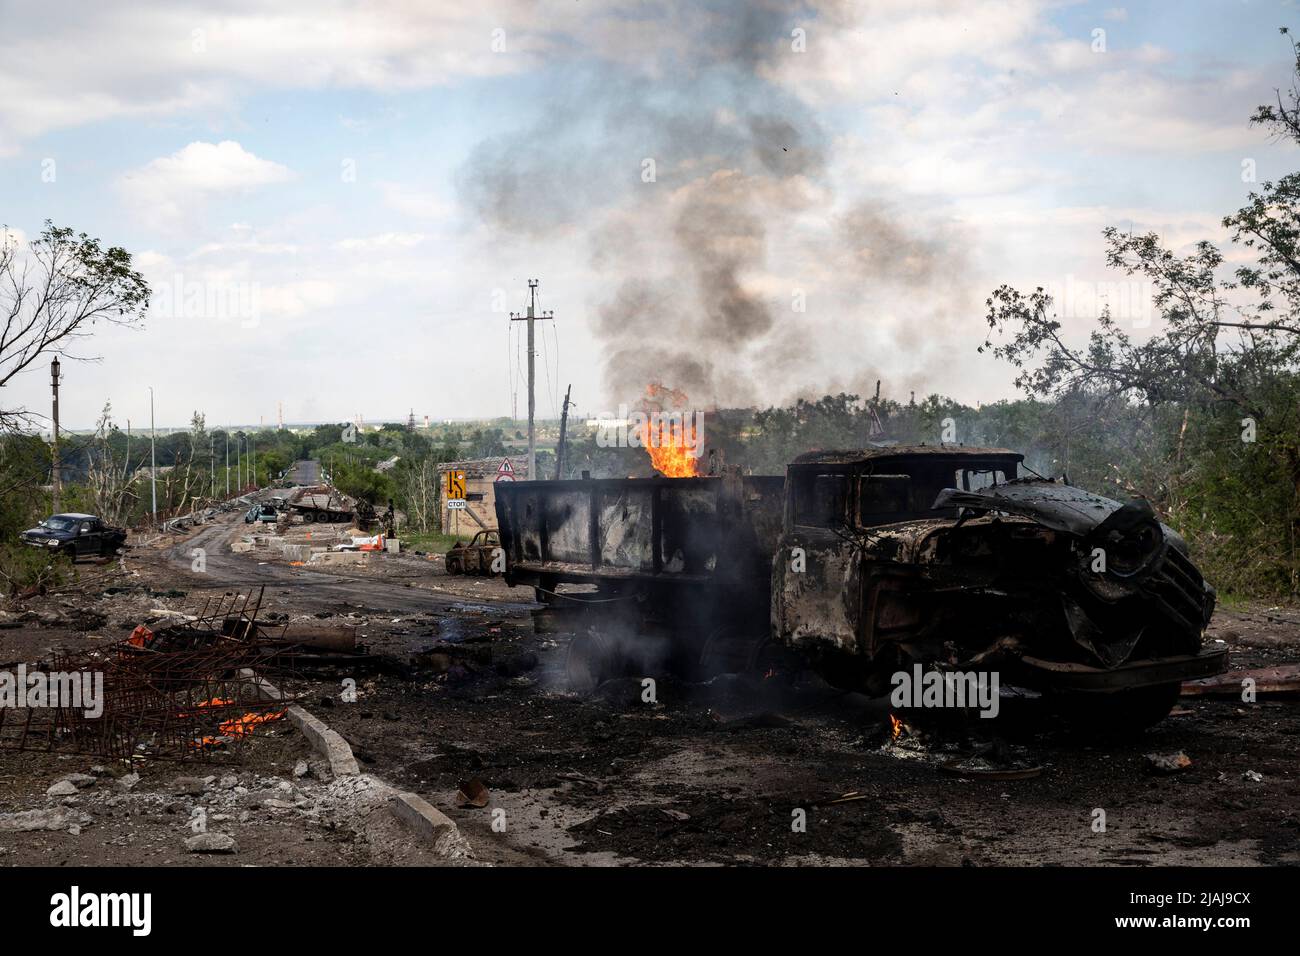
[86, 402, 139, 526]
[0, 222, 150, 431]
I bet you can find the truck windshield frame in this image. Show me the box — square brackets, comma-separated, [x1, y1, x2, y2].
[792, 471, 850, 528]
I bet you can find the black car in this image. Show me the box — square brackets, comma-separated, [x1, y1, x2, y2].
[21, 513, 127, 560]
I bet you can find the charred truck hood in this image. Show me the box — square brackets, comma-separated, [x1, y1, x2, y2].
[931, 479, 1216, 668]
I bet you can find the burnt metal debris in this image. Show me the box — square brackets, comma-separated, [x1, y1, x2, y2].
[0, 587, 365, 763]
[496, 446, 1227, 730]
[445, 529, 503, 576]
[288, 485, 360, 524]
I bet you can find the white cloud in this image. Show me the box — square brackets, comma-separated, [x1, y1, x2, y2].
[126, 141, 292, 193]
[118, 141, 293, 230]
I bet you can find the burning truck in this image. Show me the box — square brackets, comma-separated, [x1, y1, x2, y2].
[494, 444, 1225, 729]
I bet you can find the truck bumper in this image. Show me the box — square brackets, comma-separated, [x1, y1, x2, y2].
[1019, 645, 1229, 692]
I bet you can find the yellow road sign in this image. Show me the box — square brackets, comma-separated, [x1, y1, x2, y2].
[445, 470, 466, 500]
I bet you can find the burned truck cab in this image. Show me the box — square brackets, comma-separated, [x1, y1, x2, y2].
[771, 446, 1226, 727]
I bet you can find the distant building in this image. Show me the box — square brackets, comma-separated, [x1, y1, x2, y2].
[437, 456, 528, 534]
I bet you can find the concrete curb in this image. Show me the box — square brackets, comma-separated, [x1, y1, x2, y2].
[389, 791, 474, 859]
[285, 704, 360, 777]
[240, 667, 471, 858]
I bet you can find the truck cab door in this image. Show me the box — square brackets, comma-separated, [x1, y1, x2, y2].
[76, 521, 95, 556]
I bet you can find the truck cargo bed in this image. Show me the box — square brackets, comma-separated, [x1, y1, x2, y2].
[495, 474, 784, 597]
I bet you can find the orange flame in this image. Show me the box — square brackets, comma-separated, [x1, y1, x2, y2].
[219, 709, 284, 738]
[889, 714, 904, 741]
[189, 704, 286, 748]
[638, 384, 700, 478]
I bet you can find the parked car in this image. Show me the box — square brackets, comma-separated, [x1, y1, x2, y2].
[21, 514, 127, 560]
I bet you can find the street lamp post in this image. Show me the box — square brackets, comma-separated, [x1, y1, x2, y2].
[149, 386, 157, 520]
[50, 357, 61, 514]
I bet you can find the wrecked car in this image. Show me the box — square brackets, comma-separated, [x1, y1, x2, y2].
[495, 446, 1225, 729]
[244, 503, 279, 524]
[21, 513, 127, 560]
[445, 529, 503, 576]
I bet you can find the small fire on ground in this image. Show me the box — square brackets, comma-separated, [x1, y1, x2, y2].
[186, 698, 286, 749]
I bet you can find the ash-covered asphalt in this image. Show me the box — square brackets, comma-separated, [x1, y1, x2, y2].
[13, 509, 1300, 866]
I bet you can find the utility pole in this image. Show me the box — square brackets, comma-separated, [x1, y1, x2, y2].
[250, 433, 256, 489]
[555, 384, 572, 480]
[50, 357, 61, 513]
[225, 429, 230, 497]
[509, 279, 555, 481]
[236, 435, 242, 492]
[149, 386, 157, 520]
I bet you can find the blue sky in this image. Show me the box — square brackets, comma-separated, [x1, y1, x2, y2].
[1, 0, 1297, 429]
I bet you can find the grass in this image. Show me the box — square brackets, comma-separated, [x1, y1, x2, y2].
[1214, 590, 1251, 610]
[399, 531, 474, 553]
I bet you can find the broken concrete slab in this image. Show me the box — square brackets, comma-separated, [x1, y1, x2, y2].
[172, 776, 207, 795]
[0, 807, 90, 832]
[185, 832, 238, 854]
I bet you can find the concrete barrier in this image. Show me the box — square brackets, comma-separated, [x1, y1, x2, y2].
[308, 551, 371, 566]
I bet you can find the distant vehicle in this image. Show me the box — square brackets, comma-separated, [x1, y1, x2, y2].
[288, 488, 356, 524]
[21, 514, 127, 560]
[445, 529, 502, 576]
[244, 503, 279, 524]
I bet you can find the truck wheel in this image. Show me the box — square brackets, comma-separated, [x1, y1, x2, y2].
[1056, 682, 1181, 735]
